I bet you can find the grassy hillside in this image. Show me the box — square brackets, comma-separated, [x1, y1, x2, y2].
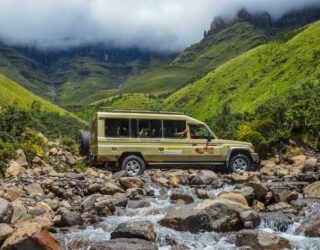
[0, 74, 67, 114]
[165, 21, 320, 121]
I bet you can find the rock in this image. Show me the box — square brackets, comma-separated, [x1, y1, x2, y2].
[5, 161, 25, 178]
[190, 170, 217, 185]
[240, 210, 261, 229]
[159, 199, 249, 233]
[0, 198, 13, 224]
[267, 202, 292, 211]
[260, 160, 277, 176]
[168, 176, 182, 187]
[112, 170, 127, 179]
[3, 188, 24, 202]
[302, 157, 318, 172]
[153, 177, 169, 186]
[15, 149, 28, 168]
[119, 177, 143, 189]
[170, 193, 194, 205]
[271, 189, 298, 203]
[49, 148, 58, 156]
[1, 222, 60, 250]
[89, 238, 158, 250]
[252, 200, 265, 210]
[111, 220, 156, 241]
[101, 183, 124, 195]
[88, 183, 101, 193]
[32, 156, 43, 165]
[303, 181, 320, 198]
[276, 168, 289, 178]
[125, 188, 146, 198]
[295, 211, 320, 237]
[23, 183, 44, 197]
[0, 224, 13, 242]
[10, 200, 28, 224]
[217, 192, 248, 207]
[244, 182, 268, 200]
[231, 172, 249, 183]
[60, 212, 83, 227]
[127, 200, 150, 209]
[196, 189, 210, 199]
[233, 187, 255, 205]
[236, 229, 292, 250]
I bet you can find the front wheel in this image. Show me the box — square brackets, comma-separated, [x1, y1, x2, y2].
[229, 154, 251, 173]
[121, 155, 145, 177]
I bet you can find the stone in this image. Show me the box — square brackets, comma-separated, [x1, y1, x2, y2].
[196, 189, 210, 199]
[240, 210, 261, 229]
[60, 212, 83, 227]
[170, 193, 194, 205]
[1, 222, 61, 250]
[32, 156, 43, 165]
[3, 188, 24, 202]
[112, 170, 127, 179]
[15, 149, 28, 168]
[190, 170, 217, 185]
[88, 183, 101, 193]
[295, 211, 320, 237]
[252, 200, 265, 210]
[101, 183, 124, 195]
[231, 172, 249, 183]
[119, 177, 143, 189]
[23, 183, 44, 197]
[127, 200, 150, 209]
[5, 161, 25, 178]
[244, 182, 268, 200]
[111, 220, 156, 241]
[302, 157, 318, 172]
[217, 192, 248, 207]
[10, 200, 28, 224]
[168, 176, 182, 187]
[159, 199, 249, 233]
[0, 198, 13, 224]
[49, 148, 58, 156]
[125, 188, 146, 197]
[0, 224, 13, 242]
[88, 238, 158, 250]
[233, 187, 255, 205]
[236, 229, 292, 250]
[267, 202, 291, 211]
[303, 181, 320, 198]
[271, 189, 298, 203]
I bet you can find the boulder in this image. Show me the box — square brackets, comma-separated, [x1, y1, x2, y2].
[159, 199, 256, 233]
[302, 157, 318, 172]
[196, 189, 210, 199]
[240, 210, 261, 229]
[59, 212, 83, 227]
[3, 188, 25, 202]
[170, 193, 194, 205]
[295, 211, 320, 237]
[127, 200, 150, 209]
[125, 188, 146, 198]
[88, 238, 158, 250]
[0, 198, 13, 223]
[271, 189, 298, 203]
[1, 222, 61, 250]
[168, 176, 182, 187]
[236, 229, 292, 250]
[0, 224, 13, 242]
[267, 202, 291, 212]
[101, 183, 124, 195]
[5, 161, 25, 178]
[303, 181, 320, 198]
[111, 220, 156, 241]
[189, 170, 217, 185]
[231, 172, 249, 183]
[15, 149, 28, 168]
[49, 148, 58, 156]
[217, 192, 248, 207]
[244, 182, 268, 200]
[233, 187, 255, 205]
[119, 177, 143, 189]
[23, 183, 44, 197]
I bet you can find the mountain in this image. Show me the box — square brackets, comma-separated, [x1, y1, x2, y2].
[165, 20, 320, 120]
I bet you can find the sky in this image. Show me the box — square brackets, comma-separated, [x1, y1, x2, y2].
[0, 0, 319, 52]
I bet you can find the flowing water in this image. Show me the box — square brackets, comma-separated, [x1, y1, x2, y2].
[60, 184, 320, 250]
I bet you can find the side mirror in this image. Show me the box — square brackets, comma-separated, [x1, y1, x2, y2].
[206, 134, 213, 142]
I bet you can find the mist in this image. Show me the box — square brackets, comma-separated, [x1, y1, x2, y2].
[0, 0, 319, 52]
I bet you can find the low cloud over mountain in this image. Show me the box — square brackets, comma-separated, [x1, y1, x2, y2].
[0, 0, 319, 51]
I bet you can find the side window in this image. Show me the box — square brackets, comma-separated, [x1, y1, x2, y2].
[163, 120, 187, 138]
[130, 119, 138, 138]
[138, 120, 150, 137]
[137, 119, 162, 138]
[105, 119, 129, 137]
[189, 124, 210, 139]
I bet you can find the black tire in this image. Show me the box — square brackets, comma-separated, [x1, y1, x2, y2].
[121, 155, 145, 176]
[79, 131, 90, 156]
[229, 154, 251, 173]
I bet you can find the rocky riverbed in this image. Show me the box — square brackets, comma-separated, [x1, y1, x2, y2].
[1, 148, 320, 249]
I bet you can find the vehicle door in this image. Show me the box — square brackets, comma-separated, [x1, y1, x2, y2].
[188, 123, 221, 162]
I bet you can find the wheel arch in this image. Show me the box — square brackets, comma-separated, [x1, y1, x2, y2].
[119, 152, 145, 165]
[225, 147, 253, 167]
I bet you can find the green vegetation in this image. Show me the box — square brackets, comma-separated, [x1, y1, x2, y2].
[165, 21, 320, 153]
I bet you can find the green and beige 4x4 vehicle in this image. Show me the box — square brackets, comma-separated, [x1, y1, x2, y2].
[80, 110, 260, 176]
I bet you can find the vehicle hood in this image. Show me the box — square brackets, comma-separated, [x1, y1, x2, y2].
[217, 139, 252, 147]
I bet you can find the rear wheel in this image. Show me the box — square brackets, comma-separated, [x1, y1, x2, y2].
[229, 154, 251, 173]
[121, 155, 145, 176]
[79, 131, 90, 156]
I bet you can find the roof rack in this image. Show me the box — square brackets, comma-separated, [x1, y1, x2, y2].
[97, 107, 187, 115]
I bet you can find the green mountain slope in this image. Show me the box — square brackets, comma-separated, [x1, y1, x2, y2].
[0, 74, 67, 114]
[165, 21, 320, 121]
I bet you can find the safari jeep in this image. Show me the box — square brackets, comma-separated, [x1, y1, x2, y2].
[79, 110, 260, 176]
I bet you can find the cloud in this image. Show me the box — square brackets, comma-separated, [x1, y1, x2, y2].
[0, 0, 319, 52]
